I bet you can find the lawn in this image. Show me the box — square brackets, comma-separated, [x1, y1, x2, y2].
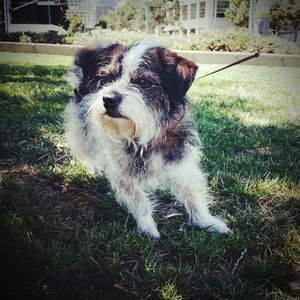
[0, 51, 299, 300]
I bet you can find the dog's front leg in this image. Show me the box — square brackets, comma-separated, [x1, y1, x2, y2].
[169, 164, 231, 234]
[113, 180, 160, 239]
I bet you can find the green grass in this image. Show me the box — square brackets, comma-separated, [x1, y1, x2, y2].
[0, 52, 299, 300]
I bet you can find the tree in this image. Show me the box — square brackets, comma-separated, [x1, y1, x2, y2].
[225, 0, 300, 41]
[150, 0, 180, 35]
[95, 19, 107, 29]
[102, 0, 180, 34]
[67, 15, 84, 35]
[102, 0, 145, 31]
[270, 0, 300, 42]
[225, 0, 250, 27]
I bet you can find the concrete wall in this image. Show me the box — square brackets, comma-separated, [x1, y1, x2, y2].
[0, 42, 82, 56]
[1, 42, 300, 68]
[175, 49, 300, 67]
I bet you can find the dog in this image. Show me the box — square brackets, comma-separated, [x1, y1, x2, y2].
[64, 39, 231, 238]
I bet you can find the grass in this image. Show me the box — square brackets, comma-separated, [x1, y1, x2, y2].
[0, 51, 299, 300]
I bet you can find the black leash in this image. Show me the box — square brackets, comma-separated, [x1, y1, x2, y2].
[196, 52, 260, 80]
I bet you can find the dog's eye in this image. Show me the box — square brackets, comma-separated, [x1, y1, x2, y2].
[101, 75, 114, 86]
[135, 78, 153, 89]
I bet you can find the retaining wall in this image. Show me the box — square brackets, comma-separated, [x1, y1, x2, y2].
[1, 41, 300, 67]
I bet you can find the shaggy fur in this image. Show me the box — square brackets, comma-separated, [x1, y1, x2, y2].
[64, 39, 230, 238]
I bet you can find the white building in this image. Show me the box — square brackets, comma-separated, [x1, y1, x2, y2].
[180, 0, 233, 34]
[66, 0, 120, 29]
[67, 0, 96, 28]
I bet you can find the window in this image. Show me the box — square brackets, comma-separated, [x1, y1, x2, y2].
[217, 0, 229, 18]
[199, 1, 205, 18]
[190, 3, 196, 19]
[190, 28, 196, 34]
[182, 5, 188, 20]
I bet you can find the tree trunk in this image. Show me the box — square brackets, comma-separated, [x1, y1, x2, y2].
[293, 27, 298, 43]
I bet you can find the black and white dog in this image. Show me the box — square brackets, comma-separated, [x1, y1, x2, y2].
[64, 39, 230, 238]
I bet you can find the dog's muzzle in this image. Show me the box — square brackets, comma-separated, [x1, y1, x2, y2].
[103, 93, 124, 118]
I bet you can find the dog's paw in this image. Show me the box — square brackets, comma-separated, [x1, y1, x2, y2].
[194, 215, 232, 235]
[206, 219, 232, 234]
[140, 227, 161, 239]
[137, 216, 160, 239]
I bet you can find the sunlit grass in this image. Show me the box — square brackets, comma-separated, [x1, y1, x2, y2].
[192, 64, 300, 126]
[0, 51, 73, 66]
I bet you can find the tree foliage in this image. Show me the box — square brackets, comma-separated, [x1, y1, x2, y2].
[95, 19, 107, 29]
[225, 0, 250, 27]
[67, 15, 85, 35]
[225, 0, 300, 40]
[101, 0, 180, 33]
[101, 0, 144, 31]
[270, 0, 300, 40]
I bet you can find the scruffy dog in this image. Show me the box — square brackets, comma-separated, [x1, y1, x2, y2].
[64, 39, 230, 238]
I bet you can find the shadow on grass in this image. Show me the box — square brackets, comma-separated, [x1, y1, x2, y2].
[0, 171, 131, 300]
[0, 64, 299, 299]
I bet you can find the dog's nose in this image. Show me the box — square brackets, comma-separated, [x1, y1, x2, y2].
[103, 93, 122, 110]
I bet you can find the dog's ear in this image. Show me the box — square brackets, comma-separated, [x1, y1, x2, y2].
[68, 43, 124, 89]
[67, 47, 99, 89]
[158, 48, 198, 108]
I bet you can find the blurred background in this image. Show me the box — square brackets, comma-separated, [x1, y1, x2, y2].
[0, 0, 299, 53]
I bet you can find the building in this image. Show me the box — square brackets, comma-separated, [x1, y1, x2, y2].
[0, 0, 68, 34]
[67, 0, 95, 28]
[180, 0, 233, 34]
[66, 0, 120, 29]
[96, 0, 120, 17]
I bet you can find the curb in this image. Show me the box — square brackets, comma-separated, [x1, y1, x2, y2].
[0, 42, 82, 56]
[175, 49, 300, 67]
[1, 41, 300, 67]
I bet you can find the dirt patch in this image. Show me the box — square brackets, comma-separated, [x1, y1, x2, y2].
[1, 163, 101, 242]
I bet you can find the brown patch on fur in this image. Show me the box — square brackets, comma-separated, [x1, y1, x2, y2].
[148, 47, 198, 83]
[176, 58, 198, 82]
[100, 114, 137, 139]
[149, 111, 184, 148]
[161, 48, 198, 86]
[140, 109, 197, 163]
[146, 47, 198, 111]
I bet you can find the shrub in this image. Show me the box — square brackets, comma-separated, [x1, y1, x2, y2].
[0, 32, 23, 42]
[0, 27, 299, 54]
[70, 28, 300, 54]
[0, 31, 68, 44]
[67, 15, 85, 36]
[19, 33, 32, 43]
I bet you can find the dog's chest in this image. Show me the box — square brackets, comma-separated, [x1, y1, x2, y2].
[124, 142, 187, 177]
[104, 143, 164, 179]
[126, 146, 163, 177]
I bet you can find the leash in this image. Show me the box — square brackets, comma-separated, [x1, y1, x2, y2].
[196, 52, 260, 80]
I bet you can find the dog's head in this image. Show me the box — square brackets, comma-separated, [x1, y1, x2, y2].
[68, 39, 198, 144]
